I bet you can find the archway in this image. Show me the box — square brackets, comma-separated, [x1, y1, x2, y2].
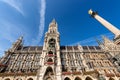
[43, 67, 54, 80]
[5, 78, 10, 80]
[85, 76, 93, 80]
[16, 78, 22, 80]
[45, 67, 54, 75]
[75, 77, 82, 80]
[109, 77, 115, 80]
[27, 78, 33, 80]
[64, 77, 71, 80]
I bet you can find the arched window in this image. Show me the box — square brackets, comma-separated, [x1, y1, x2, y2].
[45, 67, 54, 75]
[85, 76, 93, 80]
[44, 67, 54, 80]
[47, 58, 53, 62]
[48, 51, 53, 54]
[27, 78, 33, 80]
[109, 77, 115, 80]
[74, 77, 82, 80]
[49, 39, 55, 43]
[5, 78, 10, 80]
[48, 38, 56, 48]
[46, 77, 52, 80]
[64, 77, 71, 80]
[87, 62, 93, 69]
[16, 78, 22, 80]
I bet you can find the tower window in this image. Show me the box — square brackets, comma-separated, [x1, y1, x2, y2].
[49, 38, 56, 48]
[48, 51, 53, 54]
[49, 39, 55, 43]
[47, 58, 53, 62]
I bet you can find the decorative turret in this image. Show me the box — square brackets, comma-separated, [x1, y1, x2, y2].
[88, 9, 120, 45]
[10, 36, 23, 52]
[0, 37, 23, 72]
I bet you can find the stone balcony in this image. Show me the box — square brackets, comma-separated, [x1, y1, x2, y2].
[45, 62, 54, 65]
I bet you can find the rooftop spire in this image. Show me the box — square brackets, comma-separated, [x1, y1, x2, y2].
[49, 19, 57, 27]
[19, 36, 23, 40]
[48, 19, 58, 34]
[52, 18, 56, 23]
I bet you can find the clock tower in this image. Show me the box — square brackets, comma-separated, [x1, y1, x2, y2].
[38, 19, 62, 80]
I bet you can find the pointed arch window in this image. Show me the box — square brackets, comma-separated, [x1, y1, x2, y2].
[74, 77, 82, 80]
[34, 61, 40, 67]
[48, 38, 56, 48]
[16, 78, 22, 80]
[64, 77, 71, 80]
[48, 51, 53, 55]
[11, 54, 17, 60]
[18, 54, 25, 60]
[44, 67, 54, 79]
[35, 54, 40, 60]
[78, 60, 82, 66]
[27, 78, 33, 80]
[47, 58, 53, 62]
[27, 54, 33, 60]
[5, 78, 10, 80]
[87, 62, 93, 69]
[25, 61, 31, 67]
[16, 61, 21, 67]
[85, 76, 93, 80]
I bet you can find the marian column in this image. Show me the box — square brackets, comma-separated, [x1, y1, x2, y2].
[88, 9, 120, 44]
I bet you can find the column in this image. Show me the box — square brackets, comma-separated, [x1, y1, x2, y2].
[88, 9, 120, 38]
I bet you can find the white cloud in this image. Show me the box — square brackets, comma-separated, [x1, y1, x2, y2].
[0, 0, 24, 16]
[38, 0, 46, 43]
[0, 20, 24, 42]
[70, 33, 114, 45]
[0, 0, 46, 46]
[0, 20, 27, 56]
[32, 0, 46, 45]
[0, 47, 4, 57]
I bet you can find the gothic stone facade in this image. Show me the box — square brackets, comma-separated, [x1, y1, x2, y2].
[0, 20, 120, 80]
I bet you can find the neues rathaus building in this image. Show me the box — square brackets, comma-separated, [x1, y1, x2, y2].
[0, 10, 120, 80]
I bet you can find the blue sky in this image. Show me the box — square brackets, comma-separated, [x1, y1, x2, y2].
[0, 0, 120, 56]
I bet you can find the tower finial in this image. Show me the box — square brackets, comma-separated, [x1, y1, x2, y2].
[19, 36, 23, 40]
[88, 9, 93, 15]
[52, 18, 56, 24]
[94, 37, 102, 45]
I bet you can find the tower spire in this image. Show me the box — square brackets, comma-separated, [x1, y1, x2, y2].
[88, 9, 120, 39]
[52, 18, 56, 23]
[48, 19, 58, 34]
